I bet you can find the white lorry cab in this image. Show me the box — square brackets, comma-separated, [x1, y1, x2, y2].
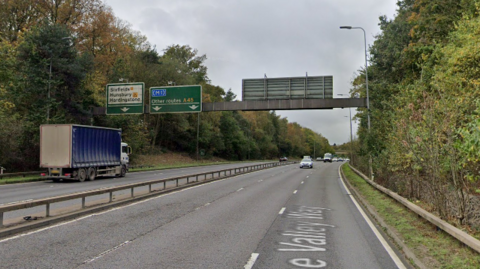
[323, 153, 333, 163]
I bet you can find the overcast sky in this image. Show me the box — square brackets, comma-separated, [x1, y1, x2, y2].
[105, 0, 398, 145]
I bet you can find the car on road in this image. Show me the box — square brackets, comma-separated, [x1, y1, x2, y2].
[332, 157, 338, 162]
[299, 158, 313, 169]
[316, 157, 323, 161]
[279, 157, 288, 162]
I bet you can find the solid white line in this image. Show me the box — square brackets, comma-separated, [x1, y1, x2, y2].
[244, 253, 259, 269]
[293, 190, 298, 194]
[279, 207, 286, 215]
[337, 166, 406, 269]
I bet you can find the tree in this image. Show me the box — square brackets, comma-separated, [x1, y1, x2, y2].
[162, 44, 208, 84]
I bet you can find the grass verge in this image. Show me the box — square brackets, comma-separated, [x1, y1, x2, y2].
[341, 164, 480, 269]
[0, 175, 45, 185]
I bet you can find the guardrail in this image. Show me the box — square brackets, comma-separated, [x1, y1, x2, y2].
[346, 163, 480, 254]
[0, 161, 294, 229]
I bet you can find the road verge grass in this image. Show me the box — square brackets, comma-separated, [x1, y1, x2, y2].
[341, 164, 480, 269]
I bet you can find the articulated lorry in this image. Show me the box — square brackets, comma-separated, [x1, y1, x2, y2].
[40, 124, 131, 182]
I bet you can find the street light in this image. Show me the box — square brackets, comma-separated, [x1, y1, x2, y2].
[339, 26, 370, 131]
[340, 26, 372, 178]
[337, 94, 353, 146]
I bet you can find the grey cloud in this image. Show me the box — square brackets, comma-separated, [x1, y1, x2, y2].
[107, 0, 397, 144]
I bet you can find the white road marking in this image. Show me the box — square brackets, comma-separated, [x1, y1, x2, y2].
[337, 166, 406, 269]
[306, 176, 309, 178]
[237, 188, 244, 192]
[258, 179, 263, 182]
[83, 240, 131, 264]
[244, 253, 259, 269]
[279, 207, 286, 215]
[293, 190, 298, 194]
[301, 181, 304, 184]
[0, 168, 267, 243]
[1, 199, 33, 206]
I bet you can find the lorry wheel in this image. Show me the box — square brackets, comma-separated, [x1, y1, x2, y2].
[87, 167, 96, 181]
[78, 168, 87, 182]
[120, 166, 127, 177]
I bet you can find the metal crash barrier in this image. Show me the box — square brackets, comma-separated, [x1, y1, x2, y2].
[0, 161, 295, 229]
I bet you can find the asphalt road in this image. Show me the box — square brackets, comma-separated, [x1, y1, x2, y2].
[0, 161, 270, 222]
[0, 162, 410, 269]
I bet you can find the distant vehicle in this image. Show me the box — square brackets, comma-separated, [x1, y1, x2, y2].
[316, 157, 323, 161]
[332, 157, 338, 162]
[323, 153, 333, 163]
[279, 157, 288, 162]
[303, 155, 312, 160]
[40, 124, 131, 182]
[338, 158, 344, 162]
[299, 158, 313, 169]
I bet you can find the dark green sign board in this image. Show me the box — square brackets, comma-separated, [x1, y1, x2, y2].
[106, 83, 145, 115]
[149, 85, 202, 113]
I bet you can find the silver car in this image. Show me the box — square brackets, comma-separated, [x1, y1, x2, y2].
[299, 158, 313, 169]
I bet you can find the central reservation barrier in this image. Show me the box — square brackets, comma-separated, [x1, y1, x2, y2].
[0, 161, 294, 232]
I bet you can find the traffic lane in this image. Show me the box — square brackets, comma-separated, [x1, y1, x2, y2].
[3, 177, 197, 223]
[79, 165, 310, 269]
[3, 169, 256, 223]
[0, 164, 304, 269]
[0, 161, 272, 205]
[2, 163, 284, 223]
[252, 162, 407, 269]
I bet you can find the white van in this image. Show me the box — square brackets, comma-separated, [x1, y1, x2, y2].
[323, 153, 333, 163]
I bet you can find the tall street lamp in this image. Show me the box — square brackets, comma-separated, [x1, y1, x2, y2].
[337, 94, 353, 146]
[340, 26, 372, 178]
[339, 26, 370, 131]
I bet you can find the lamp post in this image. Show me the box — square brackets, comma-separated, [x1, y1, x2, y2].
[340, 26, 372, 178]
[337, 94, 353, 147]
[339, 26, 370, 130]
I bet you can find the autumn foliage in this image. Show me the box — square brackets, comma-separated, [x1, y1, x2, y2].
[0, 0, 334, 172]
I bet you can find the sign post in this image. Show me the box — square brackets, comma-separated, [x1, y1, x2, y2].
[106, 83, 145, 115]
[149, 85, 202, 114]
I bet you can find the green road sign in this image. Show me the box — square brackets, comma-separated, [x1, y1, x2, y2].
[150, 85, 202, 114]
[106, 83, 145, 115]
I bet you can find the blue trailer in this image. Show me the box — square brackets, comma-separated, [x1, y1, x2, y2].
[40, 124, 131, 182]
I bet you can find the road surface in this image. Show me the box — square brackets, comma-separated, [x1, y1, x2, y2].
[0, 161, 410, 268]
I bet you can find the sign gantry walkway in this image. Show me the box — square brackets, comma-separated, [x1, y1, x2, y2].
[93, 98, 365, 115]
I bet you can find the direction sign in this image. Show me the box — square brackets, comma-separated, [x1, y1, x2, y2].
[106, 83, 145, 115]
[149, 85, 202, 113]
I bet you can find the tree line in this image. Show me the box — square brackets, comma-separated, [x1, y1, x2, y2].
[352, 0, 480, 227]
[0, 0, 334, 172]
